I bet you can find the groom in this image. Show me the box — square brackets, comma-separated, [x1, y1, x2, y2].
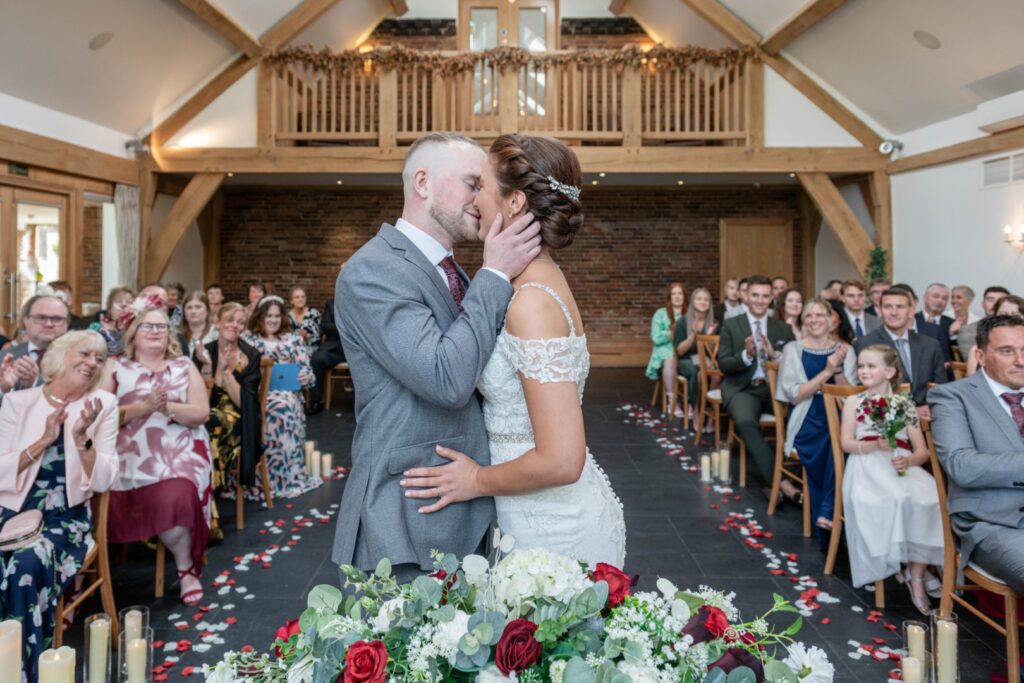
[332, 133, 541, 584]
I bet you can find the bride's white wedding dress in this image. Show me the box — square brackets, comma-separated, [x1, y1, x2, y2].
[478, 282, 626, 568]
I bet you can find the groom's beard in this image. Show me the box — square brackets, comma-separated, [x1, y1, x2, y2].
[428, 201, 472, 245]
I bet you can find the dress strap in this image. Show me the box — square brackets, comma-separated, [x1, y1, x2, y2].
[511, 282, 576, 336]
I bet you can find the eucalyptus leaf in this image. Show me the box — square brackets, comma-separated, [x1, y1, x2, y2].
[704, 668, 727, 683]
[610, 673, 632, 683]
[308, 584, 344, 613]
[764, 660, 799, 683]
[374, 557, 392, 579]
[470, 644, 491, 667]
[590, 581, 609, 610]
[462, 554, 490, 576]
[498, 534, 516, 553]
[432, 604, 457, 622]
[412, 576, 443, 606]
[563, 657, 596, 683]
[473, 622, 494, 643]
[726, 666, 757, 683]
[459, 632, 480, 655]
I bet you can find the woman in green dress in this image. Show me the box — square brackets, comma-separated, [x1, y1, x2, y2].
[673, 287, 717, 424]
[645, 282, 686, 416]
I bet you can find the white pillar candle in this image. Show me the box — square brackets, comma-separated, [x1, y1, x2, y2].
[718, 448, 731, 481]
[123, 609, 143, 642]
[126, 638, 147, 683]
[0, 620, 21, 683]
[710, 451, 720, 475]
[303, 441, 315, 457]
[906, 622, 926, 662]
[88, 617, 111, 683]
[57, 646, 75, 683]
[935, 619, 958, 683]
[321, 453, 333, 478]
[901, 656, 923, 683]
[38, 649, 63, 683]
[310, 451, 321, 478]
[700, 455, 710, 481]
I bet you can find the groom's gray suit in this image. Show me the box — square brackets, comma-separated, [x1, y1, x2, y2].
[332, 223, 512, 575]
[929, 371, 1024, 594]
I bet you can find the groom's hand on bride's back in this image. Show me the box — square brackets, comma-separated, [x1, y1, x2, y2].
[482, 212, 542, 280]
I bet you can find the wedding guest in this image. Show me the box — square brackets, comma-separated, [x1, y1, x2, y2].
[831, 306, 855, 345]
[288, 287, 322, 358]
[165, 282, 185, 326]
[854, 288, 946, 418]
[196, 302, 262, 532]
[243, 281, 266, 322]
[673, 287, 716, 421]
[138, 283, 169, 308]
[841, 280, 880, 339]
[864, 278, 891, 317]
[893, 284, 951, 363]
[645, 282, 686, 417]
[919, 283, 952, 329]
[243, 297, 321, 498]
[775, 288, 803, 340]
[206, 283, 225, 321]
[307, 298, 346, 416]
[965, 295, 1024, 376]
[841, 345, 942, 612]
[776, 298, 855, 540]
[820, 280, 843, 301]
[91, 286, 135, 356]
[948, 285, 978, 348]
[0, 295, 70, 401]
[931, 315, 1024, 596]
[0, 330, 118, 679]
[178, 291, 218, 358]
[771, 276, 790, 310]
[47, 280, 90, 330]
[738, 278, 749, 308]
[99, 307, 212, 606]
[718, 275, 795, 488]
[958, 285, 1011, 359]
[714, 277, 746, 321]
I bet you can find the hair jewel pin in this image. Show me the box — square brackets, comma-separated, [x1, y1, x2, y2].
[547, 175, 581, 201]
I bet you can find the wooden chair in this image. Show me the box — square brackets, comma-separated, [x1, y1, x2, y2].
[821, 383, 887, 608]
[764, 361, 811, 537]
[950, 361, 967, 381]
[233, 358, 276, 530]
[324, 362, 352, 408]
[695, 335, 724, 449]
[926, 429, 1021, 683]
[951, 345, 962, 363]
[649, 373, 690, 431]
[55, 492, 118, 646]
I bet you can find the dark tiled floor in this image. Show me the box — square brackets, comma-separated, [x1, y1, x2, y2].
[61, 368, 1010, 682]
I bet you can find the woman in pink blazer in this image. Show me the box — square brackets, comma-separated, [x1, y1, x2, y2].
[0, 330, 118, 681]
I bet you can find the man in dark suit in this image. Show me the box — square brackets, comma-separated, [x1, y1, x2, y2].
[0, 295, 70, 402]
[717, 275, 796, 488]
[306, 297, 346, 415]
[864, 278, 891, 317]
[854, 287, 946, 418]
[840, 279, 881, 339]
[893, 283, 952, 364]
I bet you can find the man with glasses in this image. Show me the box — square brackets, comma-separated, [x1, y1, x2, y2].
[0, 295, 70, 400]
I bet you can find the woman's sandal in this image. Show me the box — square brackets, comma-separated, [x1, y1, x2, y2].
[816, 517, 833, 531]
[177, 565, 204, 607]
[904, 573, 932, 616]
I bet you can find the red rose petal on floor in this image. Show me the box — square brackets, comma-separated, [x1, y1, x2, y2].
[787, 553, 798, 562]
[153, 640, 165, 649]
[710, 504, 719, 509]
[883, 622, 898, 631]
[219, 570, 231, 576]
[227, 579, 236, 585]
[769, 569, 787, 575]
[719, 526, 729, 532]
[198, 605, 210, 612]
[225, 616, 238, 625]
[287, 540, 298, 546]
[200, 631, 214, 638]
[152, 666, 166, 675]
[154, 675, 168, 682]
[820, 618, 831, 625]
[733, 495, 742, 500]
[258, 529, 267, 535]
[192, 612, 203, 621]
[285, 503, 294, 509]
[262, 562, 272, 568]
[182, 667, 195, 676]
[762, 531, 774, 538]
[720, 497, 730, 503]
[175, 624, 189, 631]
[872, 637, 887, 645]
[241, 645, 254, 653]
[704, 486, 713, 491]
[788, 577, 800, 583]
[176, 640, 192, 652]
[291, 527, 300, 533]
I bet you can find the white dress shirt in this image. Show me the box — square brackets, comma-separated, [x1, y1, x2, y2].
[741, 312, 770, 380]
[395, 218, 509, 286]
[981, 369, 1018, 419]
[845, 309, 867, 334]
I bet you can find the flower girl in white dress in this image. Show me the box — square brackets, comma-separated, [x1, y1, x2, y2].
[840, 345, 944, 614]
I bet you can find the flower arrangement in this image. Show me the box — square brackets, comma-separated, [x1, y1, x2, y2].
[205, 534, 831, 683]
[854, 391, 918, 476]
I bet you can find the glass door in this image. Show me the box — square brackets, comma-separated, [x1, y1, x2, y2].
[513, 0, 558, 127]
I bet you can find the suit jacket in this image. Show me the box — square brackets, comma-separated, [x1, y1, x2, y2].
[332, 224, 510, 571]
[717, 314, 795, 406]
[929, 373, 1024, 574]
[845, 310, 882, 337]
[0, 343, 45, 403]
[865, 304, 879, 317]
[914, 312, 953, 363]
[854, 327, 947, 405]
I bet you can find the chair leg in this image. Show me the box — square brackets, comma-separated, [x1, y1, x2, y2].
[236, 455, 245, 530]
[260, 457, 274, 509]
[824, 517, 843, 575]
[697, 389, 707, 441]
[678, 377, 690, 431]
[650, 379, 661, 408]
[767, 450, 784, 516]
[54, 596, 65, 647]
[738, 441, 746, 487]
[801, 476, 812, 538]
[874, 580, 885, 609]
[939, 565, 956, 617]
[98, 542, 119, 636]
[713, 405, 721, 450]
[1006, 593, 1021, 683]
[325, 373, 334, 409]
[155, 541, 165, 598]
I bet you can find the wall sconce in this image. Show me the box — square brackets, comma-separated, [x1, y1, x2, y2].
[1004, 223, 1024, 248]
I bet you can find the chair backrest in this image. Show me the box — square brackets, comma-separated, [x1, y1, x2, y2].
[696, 334, 721, 375]
[91, 490, 110, 549]
[952, 345, 962, 363]
[951, 361, 967, 381]
[924, 428, 960, 596]
[821, 384, 868, 521]
[764, 361, 787, 444]
[258, 357, 274, 431]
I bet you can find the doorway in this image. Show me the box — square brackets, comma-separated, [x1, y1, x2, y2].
[719, 218, 794, 293]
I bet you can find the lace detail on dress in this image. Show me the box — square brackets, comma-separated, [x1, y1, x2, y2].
[503, 282, 589, 388]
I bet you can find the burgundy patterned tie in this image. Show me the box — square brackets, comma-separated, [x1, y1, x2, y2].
[1000, 392, 1024, 439]
[438, 256, 465, 313]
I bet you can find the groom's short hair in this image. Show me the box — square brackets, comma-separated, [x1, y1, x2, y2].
[402, 133, 482, 187]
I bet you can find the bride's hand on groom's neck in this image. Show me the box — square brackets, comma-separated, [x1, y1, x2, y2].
[482, 212, 542, 280]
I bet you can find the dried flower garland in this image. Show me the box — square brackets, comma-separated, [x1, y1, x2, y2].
[267, 43, 757, 76]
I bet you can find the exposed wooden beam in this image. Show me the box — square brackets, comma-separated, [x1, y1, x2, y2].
[389, 0, 409, 16]
[608, 0, 630, 16]
[137, 163, 159, 288]
[152, 145, 885, 174]
[746, 60, 765, 147]
[888, 126, 1024, 174]
[198, 191, 223, 287]
[759, 51, 883, 149]
[798, 190, 822, 298]
[760, 0, 846, 56]
[262, 0, 342, 51]
[0, 123, 136, 185]
[145, 173, 225, 281]
[868, 170, 892, 273]
[797, 172, 874, 273]
[178, 0, 262, 58]
[677, 0, 760, 46]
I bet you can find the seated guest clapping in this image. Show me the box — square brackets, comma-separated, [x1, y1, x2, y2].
[195, 303, 263, 505]
[673, 286, 716, 421]
[645, 282, 686, 417]
[98, 307, 212, 606]
[0, 330, 118, 679]
[775, 288, 803, 341]
[178, 290, 218, 358]
[840, 345, 942, 613]
[0, 295, 71, 401]
[966, 295, 1024, 377]
[775, 298, 855, 539]
[92, 287, 135, 356]
[931, 315, 1024, 596]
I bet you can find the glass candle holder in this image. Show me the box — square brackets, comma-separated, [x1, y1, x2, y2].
[118, 606, 149, 642]
[931, 609, 958, 683]
[118, 627, 153, 683]
[903, 619, 929, 662]
[717, 448, 732, 485]
[85, 613, 113, 683]
[699, 453, 714, 483]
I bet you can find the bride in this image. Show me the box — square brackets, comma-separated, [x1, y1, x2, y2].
[400, 134, 626, 568]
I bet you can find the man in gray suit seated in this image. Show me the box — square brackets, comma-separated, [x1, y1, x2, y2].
[0, 294, 70, 403]
[930, 315, 1024, 594]
[332, 133, 541, 584]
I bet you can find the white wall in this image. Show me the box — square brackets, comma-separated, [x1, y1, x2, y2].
[815, 184, 875, 291]
[150, 194, 205, 291]
[764, 68, 860, 148]
[168, 71, 258, 148]
[0, 92, 131, 158]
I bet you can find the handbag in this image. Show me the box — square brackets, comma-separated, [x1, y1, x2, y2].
[0, 509, 44, 551]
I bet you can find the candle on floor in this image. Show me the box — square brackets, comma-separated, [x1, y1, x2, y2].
[123, 609, 143, 642]
[905, 621, 926, 662]
[321, 453, 333, 478]
[935, 617, 958, 683]
[901, 656, 923, 683]
[311, 451, 322, 478]
[125, 638, 147, 683]
[700, 455, 710, 481]
[57, 646, 75, 683]
[303, 441, 315, 457]
[38, 647, 74, 683]
[87, 614, 111, 683]
[0, 620, 21, 683]
[718, 448, 730, 481]
[710, 450, 720, 475]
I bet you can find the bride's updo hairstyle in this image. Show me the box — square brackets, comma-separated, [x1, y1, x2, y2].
[489, 134, 583, 250]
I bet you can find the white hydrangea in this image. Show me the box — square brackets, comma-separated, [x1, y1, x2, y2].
[549, 660, 567, 683]
[691, 585, 739, 621]
[476, 663, 514, 683]
[616, 661, 661, 683]
[488, 549, 592, 611]
[433, 610, 471, 664]
[373, 597, 406, 633]
[782, 642, 835, 683]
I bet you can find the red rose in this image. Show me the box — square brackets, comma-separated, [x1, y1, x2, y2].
[707, 648, 764, 681]
[589, 563, 631, 608]
[495, 619, 542, 676]
[681, 606, 730, 644]
[343, 640, 388, 683]
[273, 619, 301, 658]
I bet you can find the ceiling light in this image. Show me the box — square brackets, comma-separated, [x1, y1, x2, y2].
[599, 172, 606, 177]
[913, 30, 941, 50]
[336, 180, 344, 185]
[591, 180, 598, 185]
[677, 180, 684, 186]
[227, 172, 234, 177]
[788, 173, 795, 178]
[89, 32, 113, 51]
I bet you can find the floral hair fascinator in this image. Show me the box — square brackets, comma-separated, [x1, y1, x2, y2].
[119, 293, 166, 329]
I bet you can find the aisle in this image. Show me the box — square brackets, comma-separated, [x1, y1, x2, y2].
[64, 369, 1007, 681]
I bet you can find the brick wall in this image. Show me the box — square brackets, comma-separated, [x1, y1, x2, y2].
[81, 204, 102, 306]
[218, 187, 802, 344]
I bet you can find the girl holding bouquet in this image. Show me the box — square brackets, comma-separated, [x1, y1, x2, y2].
[840, 344, 943, 614]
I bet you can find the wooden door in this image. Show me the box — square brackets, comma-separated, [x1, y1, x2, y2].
[719, 218, 793, 292]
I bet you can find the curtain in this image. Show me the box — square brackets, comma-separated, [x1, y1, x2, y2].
[114, 184, 139, 287]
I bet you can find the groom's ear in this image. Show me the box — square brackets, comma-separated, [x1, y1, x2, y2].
[413, 168, 430, 199]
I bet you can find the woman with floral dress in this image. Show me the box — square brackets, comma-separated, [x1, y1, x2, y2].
[0, 331, 119, 680]
[244, 297, 321, 498]
[288, 287, 322, 358]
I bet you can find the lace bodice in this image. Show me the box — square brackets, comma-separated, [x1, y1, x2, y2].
[478, 283, 590, 440]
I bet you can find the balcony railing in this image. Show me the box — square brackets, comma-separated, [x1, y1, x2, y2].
[266, 48, 755, 147]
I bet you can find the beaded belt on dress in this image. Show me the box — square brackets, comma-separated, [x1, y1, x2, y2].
[487, 432, 534, 444]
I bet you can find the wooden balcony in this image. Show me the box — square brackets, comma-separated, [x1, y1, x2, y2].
[264, 48, 758, 148]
